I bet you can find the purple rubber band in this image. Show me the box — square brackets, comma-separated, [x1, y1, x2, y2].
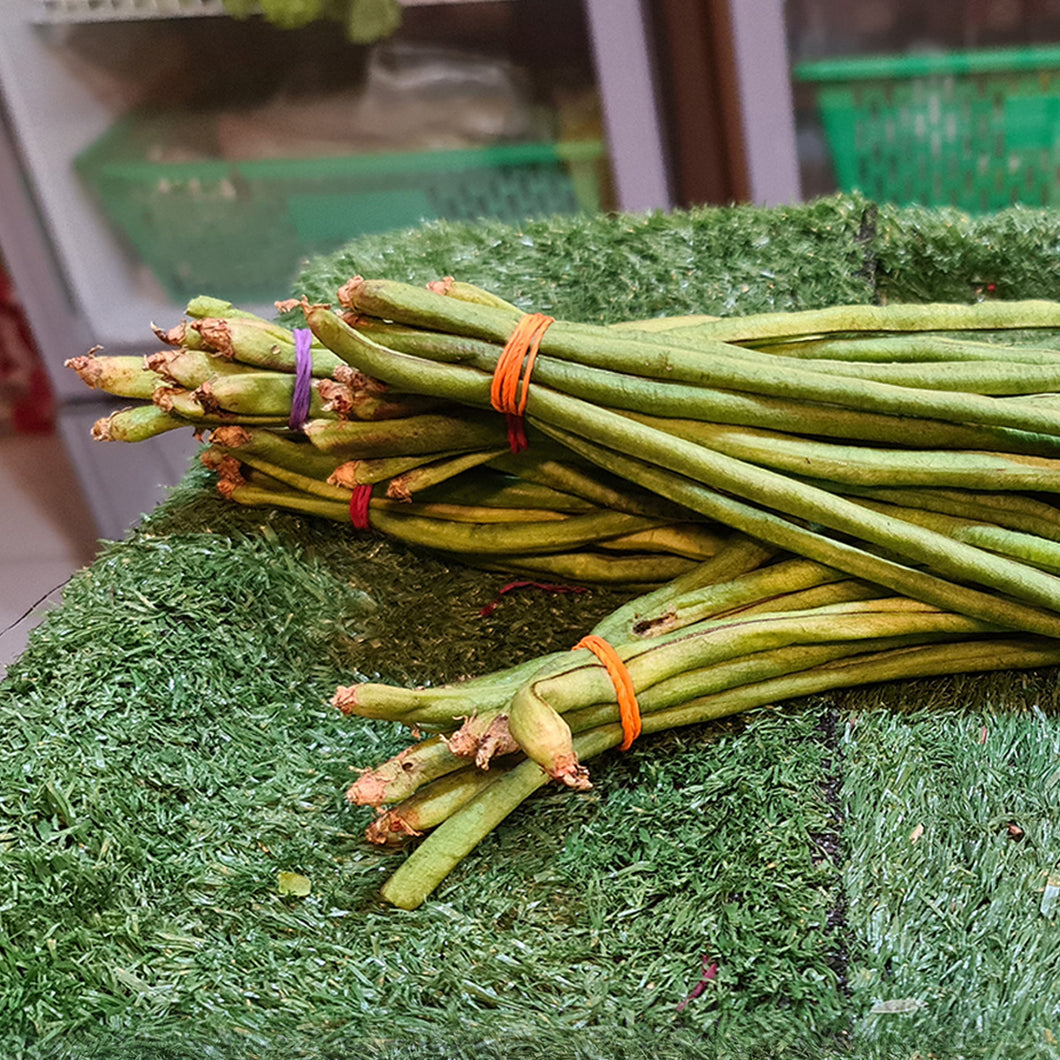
[288, 328, 313, 431]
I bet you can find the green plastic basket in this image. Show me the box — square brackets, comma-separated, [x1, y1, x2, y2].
[794, 45, 1060, 212]
[74, 112, 608, 303]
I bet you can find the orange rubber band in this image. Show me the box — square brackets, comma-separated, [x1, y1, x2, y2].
[490, 313, 554, 452]
[571, 633, 641, 750]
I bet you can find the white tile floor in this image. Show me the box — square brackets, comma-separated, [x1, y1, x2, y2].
[0, 429, 100, 676]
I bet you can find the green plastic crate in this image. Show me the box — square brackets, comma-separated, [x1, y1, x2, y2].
[74, 112, 608, 303]
[794, 45, 1060, 213]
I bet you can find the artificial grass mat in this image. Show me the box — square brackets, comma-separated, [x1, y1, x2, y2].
[3, 194, 1060, 1059]
[838, 672, 1060, 1053]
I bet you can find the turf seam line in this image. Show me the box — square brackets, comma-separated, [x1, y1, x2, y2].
[808, 702, 853, 1003]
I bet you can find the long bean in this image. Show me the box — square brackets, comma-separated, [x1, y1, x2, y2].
[502, 350, 1060, 454]
[209, 425, 347, 481]
[366, 766, 511, 845]
[92, 405, 189, 441]
[839, 495, 1060, 575]
[192, 316, 345, 375]
[581, 636, 1060, 735]
[812, 483, 1060, 542]
[208, 450, 353, 503]
[415, 468, 596, 513]
[591, 534, 777, 642]
[711, 357, 1060, 395]
[343, 573, 881, 749]
[594, 522, 725, 560]
[358, 632, 913, 828]
[65, 352, 161, 399]
[529, 391, 1060, 616]
[625, 413, 1060, 493]
[303, 410, 507, 458]
[329, 451, 477, 488]
[662, 299, 1060, 343]
[752, 333, 1060, 365]
[152, 386, 292, 426]
[345, 733, 467, 806]
[383, 448, 508, 500]
[488, 446, 698, 519]
[359, 310, 1060, 402]
[460, 550, 698, 587]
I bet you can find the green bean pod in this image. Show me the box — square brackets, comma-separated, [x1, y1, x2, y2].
[91, 405, 190, 442]
[192, 316, 344, 376]
[66, 352, 161, 400]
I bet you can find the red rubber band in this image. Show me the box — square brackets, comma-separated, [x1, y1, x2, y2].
[504, 412, 528, 454]
[490, 313, 554, 453]
[676, 957, 719, 1013]
[479, 579, 588, 618]
[349, 484, 372, 530]
[571, 633, 641, 750]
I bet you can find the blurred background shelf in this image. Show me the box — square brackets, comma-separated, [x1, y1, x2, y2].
[30, 0, 494, 23]
[30, 0, 228, 21]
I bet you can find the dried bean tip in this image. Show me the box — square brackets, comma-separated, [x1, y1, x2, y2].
[331, 685, 360, 715]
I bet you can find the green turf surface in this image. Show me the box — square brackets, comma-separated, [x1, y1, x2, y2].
[873, 202, 1060, 305]
[290, 193, 876, 321]
[837, 671, 1060, 1058]
[3, 195, 1060, 1059]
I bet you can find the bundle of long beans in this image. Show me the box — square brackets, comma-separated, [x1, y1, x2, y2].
[67, 296, 730, 589]
[341, 545, 1060, 909]
[70, 278, 1060, 907]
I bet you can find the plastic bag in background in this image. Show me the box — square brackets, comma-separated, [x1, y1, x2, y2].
[215, 41, 547, 160]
